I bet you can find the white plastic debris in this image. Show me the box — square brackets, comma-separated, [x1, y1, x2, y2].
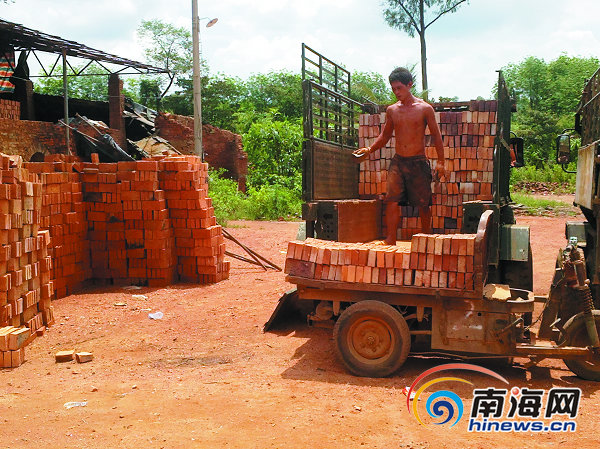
[148, 311, 164, 320]
[64, 401, 88, 409]
[402, 387, 419, 400]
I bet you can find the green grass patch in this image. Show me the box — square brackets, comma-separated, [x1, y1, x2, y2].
[510, 191, 576, 216]
[510, 165, 576, 193]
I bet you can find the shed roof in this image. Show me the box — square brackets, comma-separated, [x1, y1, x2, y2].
[0, 18, 167, 75]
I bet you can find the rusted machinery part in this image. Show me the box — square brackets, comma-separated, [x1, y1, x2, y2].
[263, 289, 313, 332]
[333, 300, 410, 378]
[560, 310, 600, 381]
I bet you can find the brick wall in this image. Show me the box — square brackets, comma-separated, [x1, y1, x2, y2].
[0, 119, 75, 161]
[155, 113, 248, 191]
[0, 117, 128, 163]
[0, 100, 20, 120]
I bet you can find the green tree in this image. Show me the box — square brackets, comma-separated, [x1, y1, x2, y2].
[351, 71, 396, 104]
[382, 0, 469, 102]
[35, 63, 140, 103]
[503, 56, 551, 111]
[547, 54, 600, 115]
[501, 54, 599, 167]
[34, 63, 110, 101]
[243, 71, 302, 119]
[139, 78, 163, 111]
[201, 74, 247, 130]
[242, 112, 302, 189]
[137, 19, 192, 104]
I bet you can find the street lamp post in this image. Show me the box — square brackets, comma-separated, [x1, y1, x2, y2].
[192, 0, 217, 160]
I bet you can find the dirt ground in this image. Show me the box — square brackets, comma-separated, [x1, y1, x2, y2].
[1, 210, 599, 449]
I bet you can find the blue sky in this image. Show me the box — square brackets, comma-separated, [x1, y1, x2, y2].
[2, 0, 600, 100]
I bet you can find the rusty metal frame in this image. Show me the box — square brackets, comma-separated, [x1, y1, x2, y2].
[493, 70, 513, 206]
[302, 43, 350, 96]
[0, 18, 167, 77]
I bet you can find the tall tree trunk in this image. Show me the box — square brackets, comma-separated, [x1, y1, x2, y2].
[420, 32, 428, 102]
[419, 0, 428, 102]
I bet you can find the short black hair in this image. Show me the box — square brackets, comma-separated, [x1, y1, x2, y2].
[389, 67, 413, 86]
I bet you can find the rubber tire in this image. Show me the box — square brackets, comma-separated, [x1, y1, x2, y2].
[333, 300, 410, 378]
[561, 310, 600, 381]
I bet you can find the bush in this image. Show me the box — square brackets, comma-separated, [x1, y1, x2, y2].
[246, 184, 302, 220]
[242, 115, 302, 189]
[208, 170, 301, 223]
[207, 170, 248, 225]
[510, 164, 576, 191]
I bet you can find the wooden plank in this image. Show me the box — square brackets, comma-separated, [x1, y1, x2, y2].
[287, 275, 481, 299]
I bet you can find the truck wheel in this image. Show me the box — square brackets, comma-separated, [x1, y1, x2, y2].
[334, 300, 410, 377]
[561, 310, 600, 381]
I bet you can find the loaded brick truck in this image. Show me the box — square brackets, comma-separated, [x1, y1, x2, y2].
[266, 45, 600, 380]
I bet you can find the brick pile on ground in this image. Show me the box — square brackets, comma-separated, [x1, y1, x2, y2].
[358, 100, 497, 239]
[83, 160, 127, 284]
[285, 234, 477, 291]
[158, 156, 229, 283]
[121, 160, 177, 287]
[0, 153, 230, 368]
[25, 155, 89, 298]
[0, 154, 55, 367]
[81, 156, 229, 286]
[81, 159, 178, 287]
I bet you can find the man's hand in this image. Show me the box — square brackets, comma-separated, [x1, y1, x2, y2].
[353, 147, 370, 157]
[352, 147, 371, 162]
[435, 161, 446, 181]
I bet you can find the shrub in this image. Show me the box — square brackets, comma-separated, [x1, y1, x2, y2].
[246, 184, 302, 220]
[510, 164, 576, 192]
[208, 169, 301, 223]
[207, 169, 248, 225]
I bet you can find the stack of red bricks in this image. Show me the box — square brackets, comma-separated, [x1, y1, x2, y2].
[25, 155, 89, 298]
[285, 233, 477, 290]
[0, 99, 20, 120]
[159, 156, 229, 283]
[0, 153, 230, 368]
[0, 154, 55, 367]
[83, 160, 127, 284]
[81, 159, 178, 287]
[358, 100, 497, 239]
[121, 160, 177, 287]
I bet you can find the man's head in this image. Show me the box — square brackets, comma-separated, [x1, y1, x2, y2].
[389, 67, 413, 102]
[389, 67, 413, 86]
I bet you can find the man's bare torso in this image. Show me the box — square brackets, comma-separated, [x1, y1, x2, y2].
[387, 98, 431, 157]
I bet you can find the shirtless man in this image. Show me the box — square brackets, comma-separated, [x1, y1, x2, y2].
[353, 67, 446, 245]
